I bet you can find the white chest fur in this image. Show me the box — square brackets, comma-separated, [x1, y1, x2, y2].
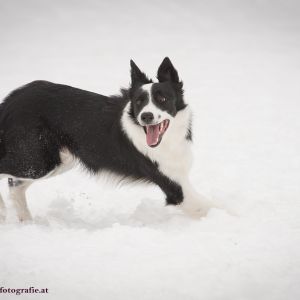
[121, 102, 193, 185]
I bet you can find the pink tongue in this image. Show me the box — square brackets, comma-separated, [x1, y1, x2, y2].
[146, 125, 160, 146]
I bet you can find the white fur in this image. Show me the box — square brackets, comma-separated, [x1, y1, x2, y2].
[0, 193, 6, 222]
[121, 100, 211, 217]
[9, 181, 33, 222]
[43, 148, 76, 178]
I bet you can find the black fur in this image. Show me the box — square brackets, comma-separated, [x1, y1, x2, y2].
[130, 59, 152, 88]
[0, 58, 190, 206]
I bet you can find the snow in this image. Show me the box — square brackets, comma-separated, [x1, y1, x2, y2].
[0, 0, 300, 299]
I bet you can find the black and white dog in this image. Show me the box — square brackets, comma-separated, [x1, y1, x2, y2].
[0, 57, 211, 222]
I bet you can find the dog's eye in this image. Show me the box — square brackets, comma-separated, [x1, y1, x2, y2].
[157, 95, 166, 102]
[136, 98, 144, 105]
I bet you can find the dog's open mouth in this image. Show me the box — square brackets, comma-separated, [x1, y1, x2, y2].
[143, 119, 170, 147]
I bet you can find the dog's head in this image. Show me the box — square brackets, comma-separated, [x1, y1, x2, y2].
[128, 57, 186, 148]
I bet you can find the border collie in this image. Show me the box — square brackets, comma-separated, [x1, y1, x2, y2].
[0, 57, 211, 222]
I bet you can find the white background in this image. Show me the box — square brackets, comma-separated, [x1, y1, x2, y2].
[0, 0, 299, 299]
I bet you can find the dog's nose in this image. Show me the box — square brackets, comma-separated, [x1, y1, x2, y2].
[141, 112, 154, 124]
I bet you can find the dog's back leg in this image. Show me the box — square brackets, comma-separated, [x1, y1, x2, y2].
[8, 178, 33, 222]
[0, 191, 6, 222]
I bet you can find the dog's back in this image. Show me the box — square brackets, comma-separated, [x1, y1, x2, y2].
[0, 80, 128, 178]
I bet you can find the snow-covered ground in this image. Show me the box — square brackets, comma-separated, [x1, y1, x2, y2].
[0, 0, 300, 299]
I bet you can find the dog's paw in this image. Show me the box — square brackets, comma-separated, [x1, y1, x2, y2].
[179, 195, 214, 218]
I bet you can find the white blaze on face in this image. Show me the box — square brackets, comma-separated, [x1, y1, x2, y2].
[138, 83, 173, 147]
[138, 83, 163, 125]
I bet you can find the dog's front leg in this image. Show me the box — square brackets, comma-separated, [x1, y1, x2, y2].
[179, 179, 212, 217]
[149, 170, 184, 206]
[147, 163, 212, 217]
[159, 177, 211, 217]
[152, 171, 210, 217]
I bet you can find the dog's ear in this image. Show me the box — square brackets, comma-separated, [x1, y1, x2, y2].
[157, 57, 180, 83]
[130, 60, 151, 87]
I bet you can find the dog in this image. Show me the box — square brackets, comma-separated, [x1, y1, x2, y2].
[0, 57, 211, 222]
